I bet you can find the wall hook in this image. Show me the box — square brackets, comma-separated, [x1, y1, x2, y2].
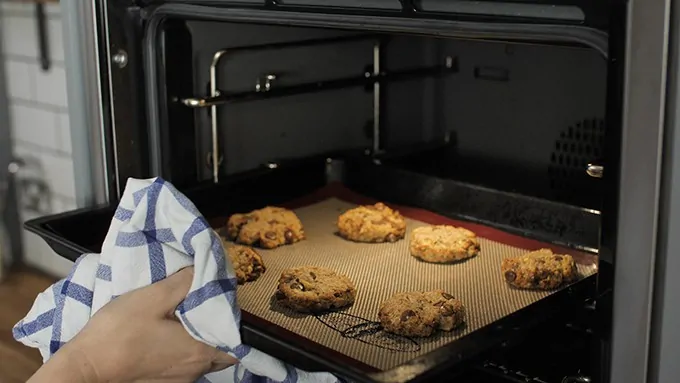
[35, 2, 51, 71]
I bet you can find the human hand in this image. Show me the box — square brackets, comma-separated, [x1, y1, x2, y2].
[29, 267, 237, 383]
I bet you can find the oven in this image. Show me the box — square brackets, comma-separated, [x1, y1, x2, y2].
[26, 0, 680, 382]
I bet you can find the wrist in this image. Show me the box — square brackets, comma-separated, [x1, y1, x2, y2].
[64, 343, 103, 383]
[28, 343, 101, 383]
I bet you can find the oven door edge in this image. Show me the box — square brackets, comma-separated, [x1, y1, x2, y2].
[647, 0, 680, 381]
[62, 0, 116, 206]
[604, 0, 671, 382]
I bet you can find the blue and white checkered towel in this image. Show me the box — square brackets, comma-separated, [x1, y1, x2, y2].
[13, 177, 340, 383]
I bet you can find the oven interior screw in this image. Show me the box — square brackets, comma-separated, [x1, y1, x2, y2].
[112, 50, 128, 68]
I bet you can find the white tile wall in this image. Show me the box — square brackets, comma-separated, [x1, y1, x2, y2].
[42, 155, 76, 198]
[4, 60, 33, 99]
[47, 18, 64, 62]
[9, 104, 61, 150]
[1, 3, 76, 277]
[0, 14, 36, 57]
[35, 65, 68, 107]
[56, 112, 72, 154]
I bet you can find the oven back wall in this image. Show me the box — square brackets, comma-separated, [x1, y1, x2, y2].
[188, 22, 374, 176]
[437, 39, 607, 207]
[184, 21, 606, 208]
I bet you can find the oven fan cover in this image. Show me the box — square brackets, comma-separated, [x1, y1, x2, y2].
[548, 118, 605, 208]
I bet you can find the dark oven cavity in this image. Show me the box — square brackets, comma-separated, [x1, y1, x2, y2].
[147, 15, 606, 249]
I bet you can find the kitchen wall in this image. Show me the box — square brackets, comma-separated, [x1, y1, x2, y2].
[1, 2, 76, 277]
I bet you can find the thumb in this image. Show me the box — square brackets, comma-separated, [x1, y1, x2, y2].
[208, 351, 239, 372]
[148, 266, 194, 316]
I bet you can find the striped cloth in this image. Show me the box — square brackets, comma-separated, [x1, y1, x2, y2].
[13, 177, 340, 383]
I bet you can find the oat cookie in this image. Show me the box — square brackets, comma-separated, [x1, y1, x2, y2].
[336, 203, 406, 243]
[225, 244, 266, 284]
[226, 206, 305, 249]
[275, 266, 356, 313]
[501, 248, 578, 290]
[410, 225, 481, 263]
[378, 290, 466, 337]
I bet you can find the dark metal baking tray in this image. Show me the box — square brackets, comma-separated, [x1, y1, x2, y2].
[25, 157, 598, 383]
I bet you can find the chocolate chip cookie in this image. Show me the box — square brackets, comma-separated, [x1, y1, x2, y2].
[275, 266, 356, 313]
[409, 225, 481, 263]
[336, 203, 406, 243]
[226, 206, 305, 249]
[225, 244, 266, 284]
[501, 248, 578, 290]
[378, 290, 466, 337]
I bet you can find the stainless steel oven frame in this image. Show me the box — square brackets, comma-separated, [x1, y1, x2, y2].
[60, 0, 680, 381]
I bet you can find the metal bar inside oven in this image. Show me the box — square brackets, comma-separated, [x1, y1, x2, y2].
[181, 63, 458, 108]
[191, 34, 380, 183]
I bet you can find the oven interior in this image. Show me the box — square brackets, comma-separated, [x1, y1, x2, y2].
[162, 18, 607, 381]
[160, 20, 607, 213]
[27, 12, 611, 383]
[164, 19, 605, 381]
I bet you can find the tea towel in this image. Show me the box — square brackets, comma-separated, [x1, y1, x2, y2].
[13, 177, 340, 383]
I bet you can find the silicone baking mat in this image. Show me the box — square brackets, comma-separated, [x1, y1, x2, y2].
[226, 196, 598, 371]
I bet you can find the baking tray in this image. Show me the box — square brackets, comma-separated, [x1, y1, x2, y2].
[25, 158, 598, 382]
[222, 190, 597, 373]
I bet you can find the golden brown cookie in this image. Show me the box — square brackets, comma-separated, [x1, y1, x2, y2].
[275, 266, 356, 313]
[501, 248, 578, 290]
[336, 203, 406, 243]
[378, 290, 466, 337]
[226, 206, 305, 249]
[409, 225, 481, 263]
[225, 244, 266, 284]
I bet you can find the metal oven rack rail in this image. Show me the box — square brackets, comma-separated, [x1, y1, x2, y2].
[177, 34, 459, 183]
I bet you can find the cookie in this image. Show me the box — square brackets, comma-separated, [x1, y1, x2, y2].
[226, 206, 305, 249]
[501, 248, 578, 290]
[225, 244, 266, 284]
[409, 225, 481, 263]
[378, 290, 466, 337]
[336, 203, 406, 243]
[275, 266, 356, 313]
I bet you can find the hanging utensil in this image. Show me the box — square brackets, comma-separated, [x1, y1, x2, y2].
[0, 160, 22, 282]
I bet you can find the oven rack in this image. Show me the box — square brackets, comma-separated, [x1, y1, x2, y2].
[478, 362, 591, 383]
[179, 39, 458, 109]
[480, 361, 552, 383]
[178, 34, 458, 183]
[473, 303, 598, 383]
[144, 0, 611, 31]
